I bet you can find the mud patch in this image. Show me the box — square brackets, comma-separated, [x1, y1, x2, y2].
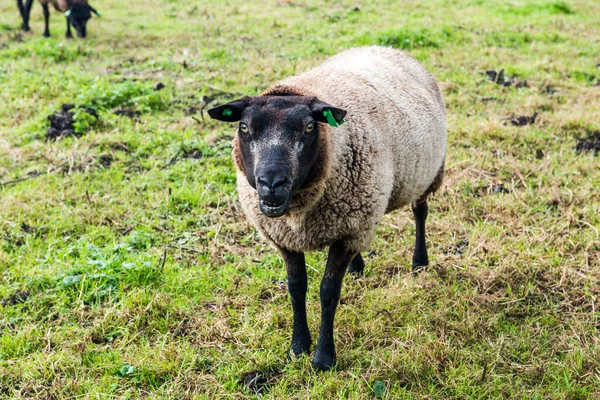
[113, 107, 141, 119]
[2, 291, 30, 306]
[98, 154, 114, 168]
[486, 69, 529, 88]
[506, 112, 538, 127]
[47, 104, 98, 140]
[492, 184, 510, 194]
[541, 84, 558, 96]
[21, 222, 35, 234]
[574, 130, 600, 156]
[241, 370, 280, 395]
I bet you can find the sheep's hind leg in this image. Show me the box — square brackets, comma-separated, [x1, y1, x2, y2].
[42, 4, 50, 37]
[281, 248, 311, 356]
[412, 200, 429, 272]
[313, 241, 355, 371]
[347, 253, 364, 275]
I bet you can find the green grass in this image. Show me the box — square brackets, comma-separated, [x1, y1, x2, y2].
[1, 0, 599, 398]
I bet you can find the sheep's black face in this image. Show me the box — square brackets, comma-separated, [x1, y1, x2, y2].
[67, 4, 100, 37]
[208, 96, 346, 218]
[67, 6, 91, 37]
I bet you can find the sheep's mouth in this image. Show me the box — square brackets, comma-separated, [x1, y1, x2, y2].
[259, 198, 290, 218]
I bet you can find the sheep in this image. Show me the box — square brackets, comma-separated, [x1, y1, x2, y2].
[17, 0, 100, 38]
[208, 46, 447, 371]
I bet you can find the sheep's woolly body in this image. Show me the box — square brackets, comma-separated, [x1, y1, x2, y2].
[38, 0, 87, 12]
[234, 46, 447, 253]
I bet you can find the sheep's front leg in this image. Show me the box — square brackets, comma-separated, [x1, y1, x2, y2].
[24, 0, 34, 29]
[17, 0, 27, 31]
[281, 248, 311, 356]
[313, 240, 355, 371]
[17, 0, 34, 31]
[66, 19, 73, 38]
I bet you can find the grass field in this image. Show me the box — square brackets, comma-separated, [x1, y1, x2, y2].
[1, 0, 600, 398]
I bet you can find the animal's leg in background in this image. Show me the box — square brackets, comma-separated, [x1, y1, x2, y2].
[412, 199, 429, 271]
[17, 0, 25, 28]
[281, 248, 311, 356]
[66, 19, 73, 38]
[347, 253, 365, 275]
[313, 241, 355, 371]
[42, 3, 50, 37]
[17, 0, 28, 31]
[23, 0, 34, 30]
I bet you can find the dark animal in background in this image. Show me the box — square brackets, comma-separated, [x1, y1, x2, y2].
[208, 46, 447, 371]
[17, 0, 100, 38]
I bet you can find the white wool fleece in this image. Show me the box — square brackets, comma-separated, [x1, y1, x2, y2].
[232, 46, 447, 253]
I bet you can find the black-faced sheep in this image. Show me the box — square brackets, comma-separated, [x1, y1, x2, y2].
[17, 0, 100, 38]
[208, 46, 447, 371]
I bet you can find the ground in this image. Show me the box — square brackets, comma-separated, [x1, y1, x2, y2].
[0, 0, 599, 398]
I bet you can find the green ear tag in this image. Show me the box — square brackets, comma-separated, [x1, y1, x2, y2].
[65, 9, 72, 17]
[323, 110, 342, 128]
[222, 108, 233, 117]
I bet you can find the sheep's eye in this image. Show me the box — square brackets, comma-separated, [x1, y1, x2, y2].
[305, 123, 314, 133]
[239, 123, 249, 133]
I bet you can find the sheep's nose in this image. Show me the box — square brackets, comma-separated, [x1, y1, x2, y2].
[256, 173, 290, 205]
[257, 174, 287, 191]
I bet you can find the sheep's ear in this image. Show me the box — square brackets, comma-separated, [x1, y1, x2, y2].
[88, 5, 101, 16]
[208, 97, 250, 122]
[310, 100, 346, 127]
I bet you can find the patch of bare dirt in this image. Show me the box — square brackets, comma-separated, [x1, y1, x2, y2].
[113, 107, 141, 118]
[241, 370, 281, 395]
[486, 69, 529, 88]
[2, 291, 30, 306]
[505, 112, 538, 127]
[46, 104, 98, 140]
[574, 130, 600, 155]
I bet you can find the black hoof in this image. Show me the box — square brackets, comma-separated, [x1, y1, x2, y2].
[412, 265, 427, 274]
[347, 253, 364, 275]
[412, 259, 428, 273]
[22, 25, 30, 32]
[43, 32, 50, 38]
[66, 33, 73, 39]
[412, 249, 429, 273]
[312, 349, 336, 371]
[290, 337, 311, 357]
